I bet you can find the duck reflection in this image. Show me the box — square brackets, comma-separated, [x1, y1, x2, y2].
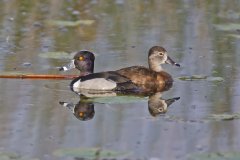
[148, 92, 180, 116]
[59, 92, 180, 121]
[59, 96, 94, 121]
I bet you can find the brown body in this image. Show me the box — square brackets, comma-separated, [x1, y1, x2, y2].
[116, 66, 173, 92]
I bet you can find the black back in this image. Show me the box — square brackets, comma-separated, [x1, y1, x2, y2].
[70, 71, 140, 92]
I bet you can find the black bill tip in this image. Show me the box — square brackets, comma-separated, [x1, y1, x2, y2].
[58, 67, 64, 71]
[59, 101, 64, 105]
[175, 63, 180, 67]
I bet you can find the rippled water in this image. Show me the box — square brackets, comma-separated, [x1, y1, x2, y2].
[1, 1, 240, 160]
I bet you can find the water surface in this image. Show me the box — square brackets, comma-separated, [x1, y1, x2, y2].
[0, 1, 240, 160]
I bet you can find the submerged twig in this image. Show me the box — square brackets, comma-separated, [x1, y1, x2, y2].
[0, 74, 79, 80]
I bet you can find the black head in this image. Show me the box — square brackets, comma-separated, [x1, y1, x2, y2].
[59, 50, 95, 74]
[73, 100, 95, 121]
[148, 46, 180, 72]
[59, 99, 95, 121]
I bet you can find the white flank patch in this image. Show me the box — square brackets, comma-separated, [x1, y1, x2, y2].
[73, 78, 117, 90]
[80, 90, 117, 97]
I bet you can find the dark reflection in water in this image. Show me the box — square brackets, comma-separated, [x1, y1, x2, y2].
[60, 96, 95, 121]
[60, 91, 180, 121]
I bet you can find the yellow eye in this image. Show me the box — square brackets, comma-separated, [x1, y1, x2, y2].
[79, 112, 84, 117]
[79, 56, 84, 61]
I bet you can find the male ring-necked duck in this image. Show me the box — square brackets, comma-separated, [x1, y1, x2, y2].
[59, 51, 139, 92]
[59, 46, 180, 92]
[59, 51, 95, 75]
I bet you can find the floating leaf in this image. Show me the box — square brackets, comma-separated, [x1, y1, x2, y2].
[208, 113, 240, 121]
[178, 75, 207, 81]
[188, 152, 240, 160]
[178, 75, 224, 82]
[38, 51, 70, 59]
[84, 95, 147, 104]
[0, 152, 38, 160]
[53, 148, 129, 159]
[206, 76, 224, 82]
[0, 152, 20, 160]
[214, 23, 240, 31]
[47, 20, 95, 27]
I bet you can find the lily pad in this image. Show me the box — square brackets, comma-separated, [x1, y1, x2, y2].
[178, 75, 224, 82]
[0, 152, 38, 160]
[53, 148, 129, 159]
[188, 152, 240, 160]
[84, 95, 147, 104]
[207, 113, 240, 121]
[47, 20, 95, 27]
[0, 152, 20, 160]
[206, 76, 224, 82]
[214, 23, 240, 31]
[178, 75, 207, 81]
[38, 51, 70, 59]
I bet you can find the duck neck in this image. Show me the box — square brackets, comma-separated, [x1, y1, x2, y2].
[87, 63, 94, 73]
[84, 65, 94, 75]
[149, 62, 163, 72]
[81, 71, 92, 76]
[78, 62, 94, 75]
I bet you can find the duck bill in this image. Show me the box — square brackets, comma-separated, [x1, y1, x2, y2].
[59, 101, 75, 113]
[165, 56, 180, 67]
[59, 60, 75, 71]
[165, 97, 180, 106]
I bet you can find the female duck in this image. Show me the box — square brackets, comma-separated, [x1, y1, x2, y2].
[59, 46, 180, 92]
[115, 46, 180, 92]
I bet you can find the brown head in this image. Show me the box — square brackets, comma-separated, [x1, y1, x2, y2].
[148, 92, 180, 116]
[148, 46, 180, 72]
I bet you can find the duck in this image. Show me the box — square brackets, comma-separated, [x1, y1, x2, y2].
[59, 46, 180, 93]
[59, 95, 95, 121]
[115, 46, 180, 92]
[59, 51, 140, 92]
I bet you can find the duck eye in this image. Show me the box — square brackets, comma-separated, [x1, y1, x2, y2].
[79, 112, 84, 117]
[159, 52, 164, 56]
[79, 56, 84, 61]
[158, 107, 164, 113]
